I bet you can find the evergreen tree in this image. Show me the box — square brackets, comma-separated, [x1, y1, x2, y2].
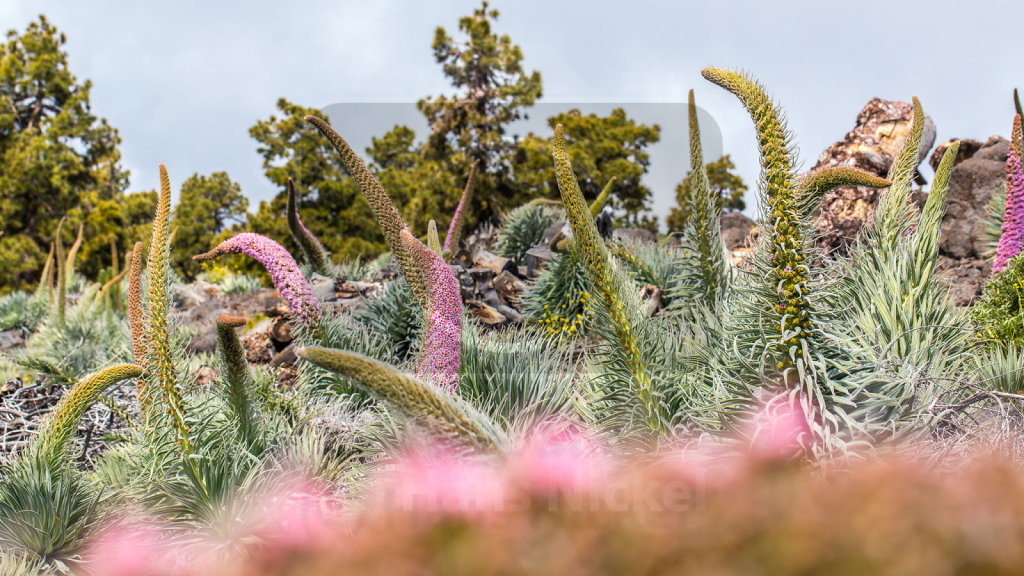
[0, 16, 128, 289]
[417, 1, 543, 222]
[171, 172, 248, 278]
[513, 108, 661, 229]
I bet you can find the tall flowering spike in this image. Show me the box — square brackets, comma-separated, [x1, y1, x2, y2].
[65, 222, 84, 279]
[994, 115, 1024, 274]
[35, 243, 54, 299]
[400, 229, 461, 391]
[684, 89, 727, 302]
[304, 115, 427, 307]
[589, 176, 616, 217]
[426, 220, 443, 256]
[147, 165, 190, 451]
[796, 167, 891, 223]
[553, 124, 661, 431]
[34, 364, 143, 459]
[444, 160, 479, 254]
[127, 242, 147, 363]
[297, 347, 496, 450]
[913, 141, 959, 264]
[45, 243, 55, 304]
[215, 313, 260, 449]
[194, 233, 322, 333]
[702, 68, 813, 378]
[54, 216, 67, 325]
[1015, 89, 1023, 123]
[96, 261, 129, 308]
[876, 97, 925, 243]
[286, 178, 331, 276]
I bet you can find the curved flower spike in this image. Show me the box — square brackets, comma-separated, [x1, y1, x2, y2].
[194, 233, 321, 330]
[701, 68, 812, 376]
[427, 220, 443, 257]
[287, 178, 331, 276]
[796, 167, 891, 223]
[54, 216, 67, 325]
[35, 364, 143, 459]
[400, 229, 462, 391]
[444, 160, 479, 254]
[994, 115, 1024, 274]
[589, 176, 616, 217]
[297, 347, 495, 451]
[304, 115, 427, 307]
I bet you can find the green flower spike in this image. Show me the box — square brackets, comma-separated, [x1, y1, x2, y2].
[54, 216, 67, 326]
[701, 68, 814, 381]
[287, 177, 331, 276]
[683, 89, 727, 303]
[553, 124, 660, 431]
[297, 347, 496, 451]
[34, 364, 143, 459]
[146, 165, 190, 452]
[589, 176, 616, 217]
[215, 313, 260, 450]
[304, 115, 427, 307]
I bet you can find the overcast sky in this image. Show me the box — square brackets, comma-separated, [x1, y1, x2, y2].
[3, 1, 1022, 228]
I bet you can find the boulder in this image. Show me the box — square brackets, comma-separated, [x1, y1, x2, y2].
[719, 211, 757, 250]
[939, 136, 1008, 260]
[612, 228, 657, 244]
[0, 329, 24, 351]
[466, 299, 508, 327]
[525, 246, 553, 277]
[813, 98, 935, 252]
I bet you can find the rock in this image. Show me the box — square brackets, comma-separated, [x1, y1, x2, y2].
[241, 331, 274, 364]
[269, 317, 293, 350]
[194, 365, 217, 389]
[276, 363, 299, 388]
[937, 256, 991, 307]
[929, 138, 984, 171]
[496, 304, 524, 324]
[595, 211, 613, 239]
[640, 284, 663, 316]
[525, 247, 553, 277]
[939, 136, 1008, 260]
[466, 299, 508, 327]
[500, 258, 520, 278]
[541, 220, 571, 246]
[612, 228, 657, 244]
[719, 211, 757, 250]
[0, 329, 24, 350]
[813, 98, 936, 252]
[471, 249, 510, 276]
[271, 344, 297, 368]
[310, 275, 335, 302]
[492, 271, 527, 304]
[468, 268, 494, 295]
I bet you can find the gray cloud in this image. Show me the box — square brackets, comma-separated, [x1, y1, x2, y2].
[6, 0, 1022, 227]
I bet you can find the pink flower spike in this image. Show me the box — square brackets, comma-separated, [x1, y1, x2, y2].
[195, 233, 320, 327]
[994, 115, 1024, 274]
[400, 229, 462, 391]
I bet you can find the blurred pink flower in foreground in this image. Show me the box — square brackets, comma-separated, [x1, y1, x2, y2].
[84, 520, 176, 576]
[744, 392, 813, 458]
[379, 449, 507, 515]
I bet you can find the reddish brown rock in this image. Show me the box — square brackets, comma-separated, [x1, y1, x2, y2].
[813, 98, 935, 252]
